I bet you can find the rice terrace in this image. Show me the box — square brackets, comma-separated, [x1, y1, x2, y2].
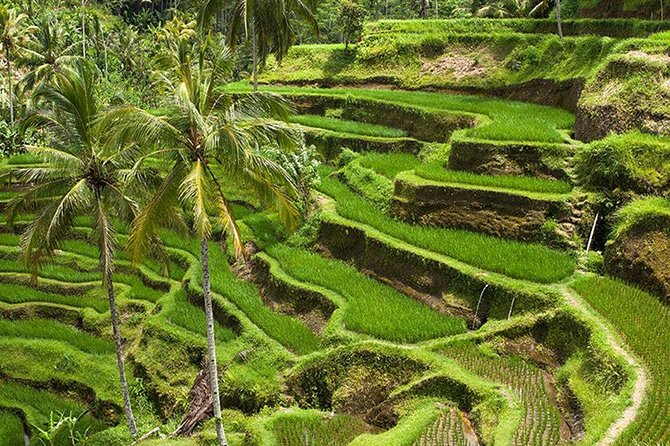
[1, 0, 670, 444]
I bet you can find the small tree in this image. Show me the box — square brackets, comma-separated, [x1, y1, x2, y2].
[0, 6, 32, 124]
[264, 142, 320, 219]
[340, 0, 365, 50]
[9, 58, 143, 437]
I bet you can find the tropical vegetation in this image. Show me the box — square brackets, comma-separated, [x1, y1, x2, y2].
[0, 1, 668, 446]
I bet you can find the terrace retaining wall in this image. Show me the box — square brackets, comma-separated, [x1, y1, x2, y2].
[391, 176, 579, 248]
[289, 94, 477, 142]
[316, 217, 556, 324]
[448, 137, 572, 180]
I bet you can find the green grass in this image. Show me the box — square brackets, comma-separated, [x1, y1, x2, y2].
[291, 114, 407, 138]
[0, 257, 102, 282]
[269, 410, 373, 446]
[571, 275, 670, 445]
[227, 84, 574, 144]
[164, 289, 238, 344]
[339, 160, 395, 211]
[0, 282, 109, 312]
[0, 410, 24, 446]
[0, 245, 165, 304]
[318, 172, 576, 283]
[0, 381, 107, 441]
[206, 243, 321, 355]
[0, 337, 121, 402]
[611, 196, 670, 238]
[0, 319, 113, 354]
[414, 163, 572, 194]
[576, 130, 670, 195]
[440, 341, 562, 445]
[357, 152, 422, 178]
[264, 242, 467, 342]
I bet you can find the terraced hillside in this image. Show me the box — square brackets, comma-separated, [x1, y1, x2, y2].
[2, 83, 666, 446]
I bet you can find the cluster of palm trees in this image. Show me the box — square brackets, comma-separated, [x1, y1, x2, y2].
[7, 17, 303, 446]
[0, 4, 146, 130]
[198, 0, 317, 91]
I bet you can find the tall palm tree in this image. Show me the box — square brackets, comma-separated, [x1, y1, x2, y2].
[476, 0, 549, 18]
[556, 0, 563, 39]
[101, 28, 300, 446]
[0, 6, 32, 124]
[8, 58, 142, 438]
[198, 0, 318, 91]
[21, 13, 78, 91]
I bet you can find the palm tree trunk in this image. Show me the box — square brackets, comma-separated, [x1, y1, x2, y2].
[81, 0, 86, 58]
[105, 269, 138, 437]
[252, 28, 259, 93]
[5, 47, 13, 125]
[200, 238, 227, 446]
[556, 0, 563, 39]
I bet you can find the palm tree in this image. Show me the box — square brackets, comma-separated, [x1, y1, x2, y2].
[0, 6, 32, 124]
[100, 28, 300, 446]
[8, 58, 142, 438]
[198, 0, 317, 91]
[21, 13, 78, 91]
[556, 0, 563, 39]
[476, 0, 549, 18]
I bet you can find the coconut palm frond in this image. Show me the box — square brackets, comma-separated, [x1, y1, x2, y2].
[127, 162, 186, 263]
[20, 178, 92, 270]
[179, 159, 213, 239]
[97, 105, 184, 150]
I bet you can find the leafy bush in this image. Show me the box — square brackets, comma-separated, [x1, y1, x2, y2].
[610, 196, 670, 238]
[576, 131, 670, 195]
[264, 142, 321, 218]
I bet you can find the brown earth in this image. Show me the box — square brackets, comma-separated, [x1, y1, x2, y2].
[605, 226, 670, 301]
[421, 56, 488, 79]
[390, 178, 581, 248]
[316, 218, 556, 322]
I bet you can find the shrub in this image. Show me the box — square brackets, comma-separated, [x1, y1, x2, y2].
[610, 196, 670, 239]
[576, 131, 670, 195]
[339, 0, 366, 50]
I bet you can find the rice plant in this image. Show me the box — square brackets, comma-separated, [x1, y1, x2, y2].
[291, 114, 408, 138]
[0, 319, 114, 354]
[571, 276, 670, 445]
[414, 163, 572, 194]
[413, 406, 476, 446]
[241, 212, 467, 343]
[227, 84, 574, 143]
[206, 243, 321, 355]
[441, 341, 562, 446]
[164, 289, 237, 344]
[318, 174, 576, 283]
[358, 152, 422, 178]
[0, 281, 108, 312]
[271, 410, 373, 446]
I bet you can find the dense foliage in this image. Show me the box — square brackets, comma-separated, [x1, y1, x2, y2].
[1, 2, 669, 446]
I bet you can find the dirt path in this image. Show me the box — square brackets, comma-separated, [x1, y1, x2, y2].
[560, 286, 647, 446]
